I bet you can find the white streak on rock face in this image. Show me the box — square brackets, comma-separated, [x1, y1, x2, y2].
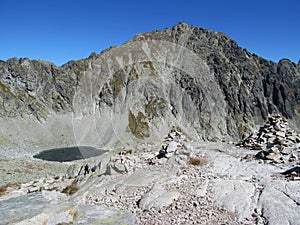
[141, 41, 151, 60]
[115, 56, 124, 69]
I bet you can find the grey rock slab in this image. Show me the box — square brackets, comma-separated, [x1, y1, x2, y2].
[206, 145, 283, 184]
[257, 185, 300, 225]
[208, 150, 258, 180]
[119, 167, 177, 187]
[0, 191, 68, 225]
[14, 208, 76, 225]
[76, 204, 138, 225]
[202, 143, 299, 223]
[78, 165, 179, 204]
[282, 181, 300, 204]
[211, 179, 256, 220]
[0, 191, 138, 225]
[13, 204, 138, 225]
[138, 184, 180, 209]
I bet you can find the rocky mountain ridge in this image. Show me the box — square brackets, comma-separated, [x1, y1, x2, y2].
[0, 22, 299, 153]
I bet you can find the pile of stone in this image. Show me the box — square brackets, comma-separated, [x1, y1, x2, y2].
[240, 115, 300, 149]
[239, 114, 300, 164]
[156, 127, 189, 159]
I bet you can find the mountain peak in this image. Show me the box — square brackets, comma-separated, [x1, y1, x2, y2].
[0, 23, 299, 150]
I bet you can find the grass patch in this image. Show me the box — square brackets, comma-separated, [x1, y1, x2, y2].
[188, 156, 208, 166]
[0, 182, 20, 196]
[0, 184, 8, 196]
[61, 180, 79, 195]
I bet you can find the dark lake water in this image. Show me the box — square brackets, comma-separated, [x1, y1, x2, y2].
[33, 146, 107, 162]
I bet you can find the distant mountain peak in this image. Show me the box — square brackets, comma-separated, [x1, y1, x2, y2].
[0, 23, 299, 151]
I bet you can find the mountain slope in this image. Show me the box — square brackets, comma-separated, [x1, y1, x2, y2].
[0, 22, 299, 154]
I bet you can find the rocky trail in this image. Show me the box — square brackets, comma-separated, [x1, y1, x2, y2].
[0, 119, 299, 225]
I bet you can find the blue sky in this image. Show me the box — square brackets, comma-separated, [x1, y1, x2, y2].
[0, 0, 299, 66]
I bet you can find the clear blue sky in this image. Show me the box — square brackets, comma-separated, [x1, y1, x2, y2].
[1, 0, 299, 66]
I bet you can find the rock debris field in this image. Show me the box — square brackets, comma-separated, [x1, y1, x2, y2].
[0, 116, 300, 225]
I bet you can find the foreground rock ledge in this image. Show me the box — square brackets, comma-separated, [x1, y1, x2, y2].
[1, 139, 299, 224]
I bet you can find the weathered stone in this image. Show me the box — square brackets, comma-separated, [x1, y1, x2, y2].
[0, 193, 138, 225]
[165, 152, 175, 158]
[281, 147, 293, 155]
[270, 146, 280, 154]
[27, 187, 41, 193]
[265, 153, 280, 161]
[166, 141, 179, 153]
[211, 179, 256, 220]
[257, 186, 300, 225]
[276, 131, 285, 138]
[138, 186, 180, 209]
[288, 153, 298, 161]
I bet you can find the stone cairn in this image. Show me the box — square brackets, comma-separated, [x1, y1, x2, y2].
[144, 127, 192, 166]
[238, 114, 300, 165]
[157, 127, 188, 159]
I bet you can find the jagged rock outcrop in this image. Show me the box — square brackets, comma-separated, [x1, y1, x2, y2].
[0, 58, 75, 118]
[0, 22, 299, 154]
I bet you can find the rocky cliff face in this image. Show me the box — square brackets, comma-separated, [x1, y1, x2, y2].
[0, 22, 299, 153]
